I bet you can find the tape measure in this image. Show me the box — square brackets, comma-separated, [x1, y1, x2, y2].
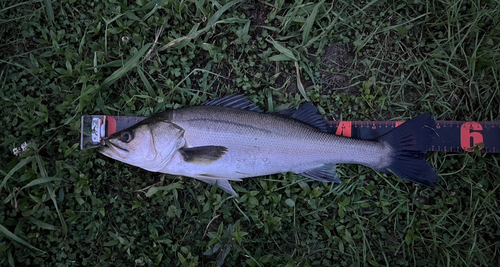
[80, 115, 498, 153]
[328, 120, 496, 153]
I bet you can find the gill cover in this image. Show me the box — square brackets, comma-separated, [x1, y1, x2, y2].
[99, 121, 185, 172]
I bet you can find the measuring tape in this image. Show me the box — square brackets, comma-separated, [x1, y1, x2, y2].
[328, 120, 496, 153]
[80, 115, 498, 153]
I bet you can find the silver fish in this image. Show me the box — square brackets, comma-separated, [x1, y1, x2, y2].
[98, 95, 439, 195]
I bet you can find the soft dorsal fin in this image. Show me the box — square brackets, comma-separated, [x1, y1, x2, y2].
[202, 94, 263, 112]
[279, 102, 328, 132]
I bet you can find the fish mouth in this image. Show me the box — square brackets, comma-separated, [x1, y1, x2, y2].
[99, 140, 129, 159]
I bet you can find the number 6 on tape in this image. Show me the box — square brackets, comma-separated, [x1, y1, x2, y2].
[461, 122, 484, 151]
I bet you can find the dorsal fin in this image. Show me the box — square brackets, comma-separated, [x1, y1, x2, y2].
[202, 94, 262, 112]
[278, 102, 328, 132]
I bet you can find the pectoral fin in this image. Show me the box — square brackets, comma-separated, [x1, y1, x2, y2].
[179, 146, 228, 165]
[196, 177, 238, 196]
[300, 164, 341, 183]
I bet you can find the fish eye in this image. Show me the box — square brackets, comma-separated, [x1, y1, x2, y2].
[119, 131, 134, 143]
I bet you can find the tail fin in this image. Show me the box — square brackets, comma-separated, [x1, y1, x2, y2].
[377, 113, 439, 187]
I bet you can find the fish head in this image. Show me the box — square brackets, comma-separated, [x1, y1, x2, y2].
[98, 121, 185, 172]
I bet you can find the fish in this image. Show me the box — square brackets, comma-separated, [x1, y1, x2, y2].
[98, 94, 439, 196]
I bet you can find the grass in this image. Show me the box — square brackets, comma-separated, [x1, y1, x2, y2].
[1, 0, 499, 266]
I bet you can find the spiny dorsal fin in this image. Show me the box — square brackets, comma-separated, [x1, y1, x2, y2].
[279, 102, 328, 132]
[179, 146, 228, 165]
[202, 94, 262, 112]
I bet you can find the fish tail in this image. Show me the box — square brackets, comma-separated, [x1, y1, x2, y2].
[376, 113, 439, 187]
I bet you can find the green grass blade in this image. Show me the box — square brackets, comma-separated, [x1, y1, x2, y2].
[0, 224, 44, 253]
[101, 43, 152, 89]
[34, 156, 68, 237]
[269, 54, 294, 61]
[137, 66, 157, 98]
[0, 1, 40, 13]
[34, 156, 47, 178]
[102, 13, 125, 25]
[206, 0, 243, 27]
[20, 177, 63, 190]
[158, 1, 247, 52]
[295, 61, 310, 101]
[268, 39, 298, 61]
[146, 183, 185, 197]
[302, 0, 324, 46]
[78, 29, 86, 56]
[1, 157, 32, 194]
[141, 1, 161, 21]
[46, 184, 68, 237]
[44, 0, 54, 24]
[91, 60, 127, 69]
[303, 4, 341, 48]
[28, 218, 59, 231]
[159, 35, 195, 51]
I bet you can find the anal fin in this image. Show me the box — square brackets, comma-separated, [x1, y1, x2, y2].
[300, 164, 341, 183]
[179, 146, 227, 165]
